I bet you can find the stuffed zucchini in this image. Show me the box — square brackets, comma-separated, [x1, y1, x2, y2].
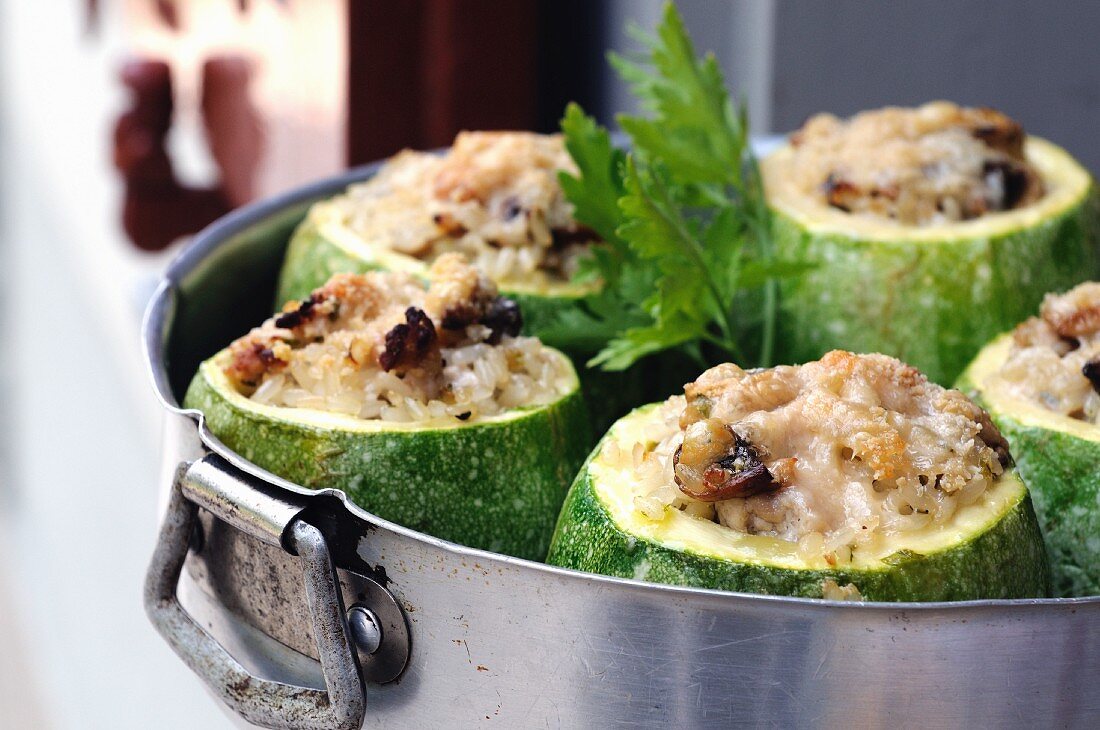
[276, 130, 643, 430]
[184, 254, 591, 560]
[763, 102, 1099, 385]
[277, 132, 599, 333]
[548, 351, 1050, 601]
[959, 282, 1100, 596]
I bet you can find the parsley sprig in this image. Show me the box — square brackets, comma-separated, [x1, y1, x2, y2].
[555, 2, 808, 371]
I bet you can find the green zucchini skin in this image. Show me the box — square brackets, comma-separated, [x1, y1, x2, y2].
[547, 416, 1050, 601]
[959, 339, 1100, 597]
[276, 216, 646, 435]
[771, 192, 1100, 386]
[184, 357, 592, 561]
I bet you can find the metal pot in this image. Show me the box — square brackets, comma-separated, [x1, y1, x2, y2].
[143, 164, 1100, 730]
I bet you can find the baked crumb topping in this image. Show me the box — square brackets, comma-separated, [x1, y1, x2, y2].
[333, 131, 598, 283]
[222, 254, 572, 422]
[992, 282, 1100, 421]
[609, 351, 1010, 564]
[782, 102, 1044, 225]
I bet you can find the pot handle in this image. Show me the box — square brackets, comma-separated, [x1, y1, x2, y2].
[144, 457, 366, 730]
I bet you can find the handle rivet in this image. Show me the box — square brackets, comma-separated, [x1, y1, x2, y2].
[347, 605, 383, 655]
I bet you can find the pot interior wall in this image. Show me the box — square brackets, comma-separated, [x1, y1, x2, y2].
[165, 201, 314, 403]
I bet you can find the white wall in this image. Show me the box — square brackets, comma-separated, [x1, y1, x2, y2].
[0, 1, 241, 727]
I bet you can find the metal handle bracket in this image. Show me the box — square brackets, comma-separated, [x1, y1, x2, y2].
[180, 453, 308, 550]
[144, 458, 366, 730]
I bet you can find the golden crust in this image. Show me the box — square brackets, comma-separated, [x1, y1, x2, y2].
[1039, 281, 1100, 338]
[783, 102, 1044, 225]
[997, 281, 1100, 421]
[332, 131, 595, 283]
[225, 255, 505, 394]
[679, 351, 1005, 542]
[431, 131, 577, 203]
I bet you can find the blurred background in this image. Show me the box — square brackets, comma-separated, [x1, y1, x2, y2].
[1, 1, 1098, 727]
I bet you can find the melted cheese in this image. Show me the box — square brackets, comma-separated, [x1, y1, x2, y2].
[604, 352, 1008, 565]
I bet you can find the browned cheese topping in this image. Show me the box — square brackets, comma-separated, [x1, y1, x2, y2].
[624, 352, 1010, 563]
[216, 254, 578, 424]
[784, 102, 1044, 225]
[993, 282, 1100, 421]
[335, 131, 599, 283]
[226, 254, 515, 397]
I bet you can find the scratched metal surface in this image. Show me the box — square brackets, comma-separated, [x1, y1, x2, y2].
[145, 146, 1100, 728]
[173, 468, 1099, 728]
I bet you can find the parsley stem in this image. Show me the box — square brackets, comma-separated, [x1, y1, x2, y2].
[746, 159, 777, 368]
[700, 330, 742, 361]
[760, 278, 777, 368]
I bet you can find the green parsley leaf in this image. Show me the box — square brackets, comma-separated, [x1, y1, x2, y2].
[558, 103, 627, 246]
[559, 1, 807, 372]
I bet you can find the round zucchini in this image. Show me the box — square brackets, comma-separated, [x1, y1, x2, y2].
[763, 137, 1099, 385]
[547, 405, 1050, 601]
[959, 334, 1100, 597]
[184, 349, 592, 561]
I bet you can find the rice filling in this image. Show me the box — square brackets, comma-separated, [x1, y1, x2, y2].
[990, 281, 1100, 422]
[781, 102, 1044, 225]
[610, 351, 1010, 564]
[330, 131, 598, 284]
[224, 254, 574, 423]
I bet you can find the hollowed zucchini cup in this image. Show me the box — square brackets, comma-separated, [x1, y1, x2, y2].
[763, 137, 1100, 385]
[184, 349, 591, 561]
[548, 404, 1050, 602]
[960, 335, 1100, 597]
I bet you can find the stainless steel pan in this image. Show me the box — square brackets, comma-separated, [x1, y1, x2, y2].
[143, 161, 1100, 730]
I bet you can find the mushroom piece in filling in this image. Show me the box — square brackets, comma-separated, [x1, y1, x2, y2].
[332, 131, 600, 284]
[991, 281, 1100, 422]
[617, 351, 1011, 564]
[224, 254, 574, 422]
[783, 101, 1044, 225]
